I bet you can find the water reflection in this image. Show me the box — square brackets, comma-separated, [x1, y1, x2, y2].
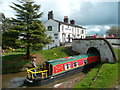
[2, 71, 85, 88]
[2, 72, 26, 88]
[8, 77, 25, 88]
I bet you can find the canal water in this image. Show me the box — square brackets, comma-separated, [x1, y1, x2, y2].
[2, 71, 86, 88]
[2, 72, 26, 88]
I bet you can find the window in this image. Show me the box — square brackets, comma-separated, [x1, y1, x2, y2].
[62, 26, 64, 31]
[84, 60, 88, 65]
[72, 34, 74, 39]
[75, 29, 77, 35]
[80, 36, 82, 38]
[68, 34, 70, 38]
[77, 29, 79, 33]
[65, 26, 69, 30]
[65, 28, 68, 30]
[72, 28, 74, 33]
[64, 64, 71, 70]
[54, 34, 58, 39]
[82, 30, 84, 34]
[74, 35, 76, 38]
[48, 26, 52, 31]
[74, 62, 79, 67]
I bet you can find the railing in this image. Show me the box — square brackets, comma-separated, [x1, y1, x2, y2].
[27, 67, 48, 79]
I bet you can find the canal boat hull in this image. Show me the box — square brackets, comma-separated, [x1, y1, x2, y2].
[24, 61, 99, 86]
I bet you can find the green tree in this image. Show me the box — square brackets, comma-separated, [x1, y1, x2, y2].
[2, 16, 19, 49]
[2, 14, 11, 31]
[8, 0, 52, 58]
[106, 26, 120, 37]
[2, 31, 19, 49]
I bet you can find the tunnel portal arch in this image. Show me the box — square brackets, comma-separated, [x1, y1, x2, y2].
[72, 38, 118, 62]
[87, 47, 101, 61]
[87, 47, 100, 55]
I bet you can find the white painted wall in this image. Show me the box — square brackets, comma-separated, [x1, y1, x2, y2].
[43, 19, 60, 50]
[43, 19, 86, 50]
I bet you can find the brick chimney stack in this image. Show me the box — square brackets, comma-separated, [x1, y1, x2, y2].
[48, 11, 54, 20]
[70, 20, 75, 25]
[64, 16, 69, 23]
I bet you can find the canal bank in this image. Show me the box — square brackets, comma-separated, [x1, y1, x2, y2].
[2, 47, 73, 74]
[2, 47, 74, 88]
[2, 47, 120, 88]
[2, 59, 98, 88]
[73, 48, 119, 88]
[2, 70, 85, 88]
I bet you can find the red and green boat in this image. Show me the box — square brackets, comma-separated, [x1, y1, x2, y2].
[24, 54, 100, 86]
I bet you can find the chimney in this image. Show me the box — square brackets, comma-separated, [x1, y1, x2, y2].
[64, 16, 68, 23]
[70, 20, 75, 25]
[48, 11, 54, 20]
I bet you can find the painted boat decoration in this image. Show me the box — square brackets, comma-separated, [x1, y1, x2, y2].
[24, 54, 100, 86]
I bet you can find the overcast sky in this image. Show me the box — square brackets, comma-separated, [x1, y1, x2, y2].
[0, 0, 119, 35]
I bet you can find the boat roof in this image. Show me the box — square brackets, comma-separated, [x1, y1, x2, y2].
[45, 54, 95, 65]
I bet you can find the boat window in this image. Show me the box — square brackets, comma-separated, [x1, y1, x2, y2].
[74, 62, 79, 67]
[84, 60, 88, 65]
[64, 64, 71, 70]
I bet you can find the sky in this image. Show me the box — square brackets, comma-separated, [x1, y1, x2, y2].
[0, 0, 119, 35]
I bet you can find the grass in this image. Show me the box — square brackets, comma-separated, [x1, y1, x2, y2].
[2, 50, 25, 55]
[32, 47, 73, 60]
[2, 54, 31, 74]
[90, 63, 118, 88]
[2, 47, 72, 74]
[74, 64, 103, 88]
[73, 48, 120, 88]
[2, 47, 119, 88]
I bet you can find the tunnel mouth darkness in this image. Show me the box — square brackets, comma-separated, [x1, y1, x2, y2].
[87, 47, 101, 61]
[82, 47, 101, 73]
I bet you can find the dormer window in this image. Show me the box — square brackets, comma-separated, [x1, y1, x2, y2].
[48, 26, 52, 31]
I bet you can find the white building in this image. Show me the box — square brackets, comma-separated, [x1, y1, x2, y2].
[43, 11, 86, 50]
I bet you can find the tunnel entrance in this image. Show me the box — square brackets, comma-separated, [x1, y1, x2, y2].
[82, 47, 101, 72]
[87, 47, 101, 61]
[87, 47, 100, 56]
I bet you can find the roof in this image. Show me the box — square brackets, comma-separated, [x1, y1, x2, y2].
[52, 19, 85, 29]
[45, 54, 95, 65]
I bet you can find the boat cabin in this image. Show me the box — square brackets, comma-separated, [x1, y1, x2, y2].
[26, 54, 100, 80]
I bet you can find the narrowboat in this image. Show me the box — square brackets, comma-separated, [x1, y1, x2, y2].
[24, 54, 100, 86]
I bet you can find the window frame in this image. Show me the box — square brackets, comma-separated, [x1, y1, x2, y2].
[62, 26, 64, 31]
[82, 30, 84, 34]
[64, 63, 71, 70]
[73, 62, 79, 67]
[77, 29, 79, 34]
[84, 60, 88, 65]
[48, 26, 52, 31]
[54, 34, 58, 39]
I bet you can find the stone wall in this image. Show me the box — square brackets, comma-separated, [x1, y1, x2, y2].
[106, 38, 120, 45]
[72, 38, 118, 62]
